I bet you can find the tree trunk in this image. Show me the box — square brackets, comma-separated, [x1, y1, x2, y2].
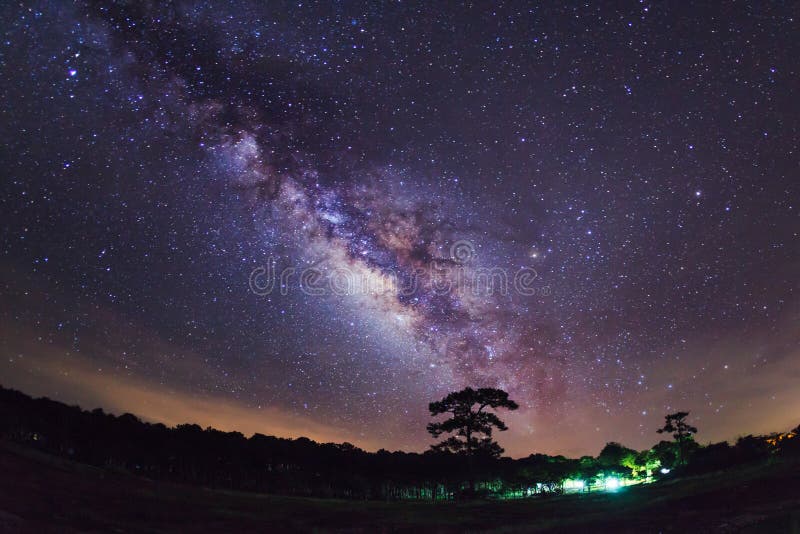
[466, 427, 475, 492]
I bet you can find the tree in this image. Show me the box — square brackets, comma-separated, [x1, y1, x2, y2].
[597, 442, 638, 476]
[632, 448, 661, 478]
[657, 411, 698, 465]
[427, 387, 518, 459]
[651, 440, 679, 470]
[427, 387, 518, 495]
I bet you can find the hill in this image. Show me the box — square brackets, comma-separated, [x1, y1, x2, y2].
[2, 441, 800, 532]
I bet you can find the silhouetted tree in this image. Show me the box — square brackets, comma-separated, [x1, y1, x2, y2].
[734, 435, 771, 463]
[427, 387, 519, 459]
[651, 440, 679, 470]
[427, 387, 518, 494]
[657, 411, 698, 465]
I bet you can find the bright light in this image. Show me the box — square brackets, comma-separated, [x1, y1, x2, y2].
[660, 468, 671, 474]
[605, 477, 620, 490]
[564, 479, 584, 490]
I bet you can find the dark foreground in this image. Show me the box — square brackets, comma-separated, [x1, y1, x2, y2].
[1, 443, 799, 533]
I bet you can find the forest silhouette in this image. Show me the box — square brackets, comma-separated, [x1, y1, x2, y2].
[1, 385, 798, 501]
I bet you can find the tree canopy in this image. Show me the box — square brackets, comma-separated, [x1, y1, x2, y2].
[657, 411, 698, 465]
[657, 412, 698, 442]
[427, 387, 519, 459]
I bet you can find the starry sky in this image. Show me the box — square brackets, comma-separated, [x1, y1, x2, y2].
[1, 1, 799, 458]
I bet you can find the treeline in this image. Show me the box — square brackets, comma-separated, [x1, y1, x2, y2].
[1, 386, 798, 500]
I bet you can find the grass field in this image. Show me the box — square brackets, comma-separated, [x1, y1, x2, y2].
[2, 443, 800, 533]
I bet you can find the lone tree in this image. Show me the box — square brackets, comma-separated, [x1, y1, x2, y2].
[427, 387, 519, 459]
[657, 411, 698, 465]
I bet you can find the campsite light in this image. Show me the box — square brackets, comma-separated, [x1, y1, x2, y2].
[605, 477, 620, 490]
[564, 479, 584, 490]
[660, 468, 671, 474]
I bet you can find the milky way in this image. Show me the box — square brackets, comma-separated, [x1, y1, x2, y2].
[1, 1, 798, 456]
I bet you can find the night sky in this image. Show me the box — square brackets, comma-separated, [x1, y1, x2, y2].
[1, 1, 798, 458]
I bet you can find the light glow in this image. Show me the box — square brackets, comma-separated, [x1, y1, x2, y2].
[563, 479, 585, 490]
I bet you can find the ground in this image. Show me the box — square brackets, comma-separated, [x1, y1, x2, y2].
[1, 443, 799, 533]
